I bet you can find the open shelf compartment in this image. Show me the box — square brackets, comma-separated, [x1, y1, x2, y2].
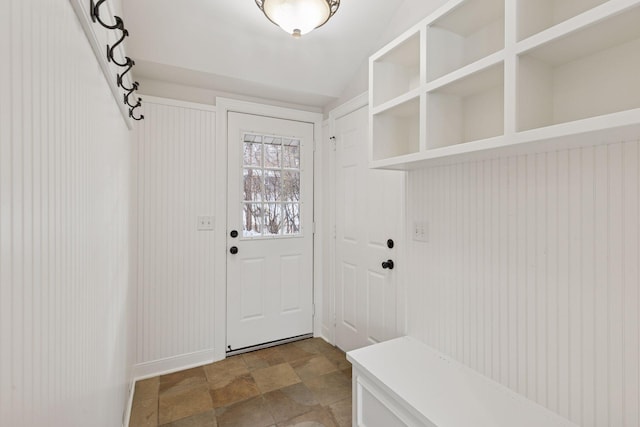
[372, 32, 421, 108]
[517, 4, 640, 131]
[372, 96, 421, 161]
[427, 62, 504, 149]
[517, 0, 610, 41]
[427, 0, 504, 82]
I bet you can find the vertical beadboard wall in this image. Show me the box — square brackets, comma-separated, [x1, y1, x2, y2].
[132, 99, 216, 374]
[407, 141, 640, 427]
[0, 1, 133, 426]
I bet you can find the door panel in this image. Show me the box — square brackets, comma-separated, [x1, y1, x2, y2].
[342, 263, 358, 329]
[239, 258, 265, 320]
[281, 254, 302, 312]
[368, 271, 386, 340]
[227, 112, 314, 352]
[335, 105, 405, 352]
[343, 165, 358, 239]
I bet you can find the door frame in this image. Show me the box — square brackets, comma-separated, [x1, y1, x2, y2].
[214, 98, 323, 361]
[326, 92, 408, 348]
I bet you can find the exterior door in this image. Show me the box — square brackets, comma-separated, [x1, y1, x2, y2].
[226, 112, 314, 352]
[334, 105, 405, 352]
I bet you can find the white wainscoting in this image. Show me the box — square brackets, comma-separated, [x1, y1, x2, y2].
[132, 98, 217, 374]
[0, 1, 134, 426]
[407, 141, 640, 427]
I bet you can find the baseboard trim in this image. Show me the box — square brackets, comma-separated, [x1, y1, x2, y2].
[320, 326, 334, 346]
[122, 378, 135, 427]
[132, 349, 216, 381]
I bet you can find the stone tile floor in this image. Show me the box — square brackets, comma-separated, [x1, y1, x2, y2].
[129, 338, 352, 427]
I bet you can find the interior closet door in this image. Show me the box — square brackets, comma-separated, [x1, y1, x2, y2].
[334, 105, 405, 352]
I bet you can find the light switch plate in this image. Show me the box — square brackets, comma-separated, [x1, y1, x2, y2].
[413, 221, 428, 242]
[197, 216, 214, 231]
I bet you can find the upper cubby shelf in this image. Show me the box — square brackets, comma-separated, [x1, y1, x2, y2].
[371, 32, 421, 108]
[427, 62, 504, 149]
[371, 95, 421, 161]
[518, 3, 640, 131]
[427, 0, 504, 82]
[369, 0, 640, 169]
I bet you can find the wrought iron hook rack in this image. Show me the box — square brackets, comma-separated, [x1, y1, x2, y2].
[91, 0, 144, 121]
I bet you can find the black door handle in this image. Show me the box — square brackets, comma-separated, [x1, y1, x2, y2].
[230, 246, 238, 255]
[382, 260, 394, 270]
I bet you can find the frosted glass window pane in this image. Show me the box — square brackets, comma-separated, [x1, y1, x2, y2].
[243, 142, 262, 167]
[243, 203, 263, 237]
[264, 170, 281, 202]
[243, 169, 263, 202]
[282, 171, 300, 202]
[282, 203, 300, 235]
[283, 143, 300, 169]
[264, 139, 282, 168]
[263, 204, 282, 236]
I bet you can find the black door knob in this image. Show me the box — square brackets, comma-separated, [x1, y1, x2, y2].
[382, 260, 394, 270]
[230, 246, 238, 255]
[230, 230, 238, 238]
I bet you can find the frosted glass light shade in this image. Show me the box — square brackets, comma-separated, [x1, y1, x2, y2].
[257, 0, 339, 37]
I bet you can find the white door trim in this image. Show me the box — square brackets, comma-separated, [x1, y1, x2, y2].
[214, 97, 323, 361]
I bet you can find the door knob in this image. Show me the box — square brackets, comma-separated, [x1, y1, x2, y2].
[382, 260, 394, 270]
[230, 246, 238, 255]
[230, 230, 238, 238]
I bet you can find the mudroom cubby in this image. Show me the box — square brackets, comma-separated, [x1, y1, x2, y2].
[369, 0, 640, 169]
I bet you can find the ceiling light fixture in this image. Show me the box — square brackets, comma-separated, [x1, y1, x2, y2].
[255, 0, 340, 38]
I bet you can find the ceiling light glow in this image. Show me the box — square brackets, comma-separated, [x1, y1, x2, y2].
[256, 0, 340, 38]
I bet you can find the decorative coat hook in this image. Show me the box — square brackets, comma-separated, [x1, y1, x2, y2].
[124, 89, 141, 109]
[126, 96, 142, 110]
[91, 0, 124, 30]
[129, 105, 144, 121]
[116, 58, 135, 87]
[121, 79, 139, 93]
[107, 28, 130, 67]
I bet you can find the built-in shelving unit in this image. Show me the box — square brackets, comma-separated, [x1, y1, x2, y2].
[370, 0, 640, 169]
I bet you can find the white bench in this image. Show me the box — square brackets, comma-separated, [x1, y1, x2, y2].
[347, 336, 579, 427]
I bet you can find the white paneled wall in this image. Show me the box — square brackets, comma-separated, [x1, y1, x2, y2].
[407, 141, 640, 426]
[132, 99, 216, 373]
[0, 0, 133, 426]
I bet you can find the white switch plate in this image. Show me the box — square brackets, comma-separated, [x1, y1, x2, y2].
[197, 216, 214, 231]
[413, 221, 428, 242]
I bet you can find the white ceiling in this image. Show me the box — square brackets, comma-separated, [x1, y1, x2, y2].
[123, 0, 413, 108]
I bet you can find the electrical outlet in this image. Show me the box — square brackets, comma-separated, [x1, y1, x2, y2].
[413, 221, 428, 242]
[197, 216, 214, 231]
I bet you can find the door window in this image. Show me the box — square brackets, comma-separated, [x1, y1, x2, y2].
[242, 133, 302, 238]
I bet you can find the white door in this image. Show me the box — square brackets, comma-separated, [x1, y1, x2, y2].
[334, 105, 405, 352]
[227, 112, 314, 353]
